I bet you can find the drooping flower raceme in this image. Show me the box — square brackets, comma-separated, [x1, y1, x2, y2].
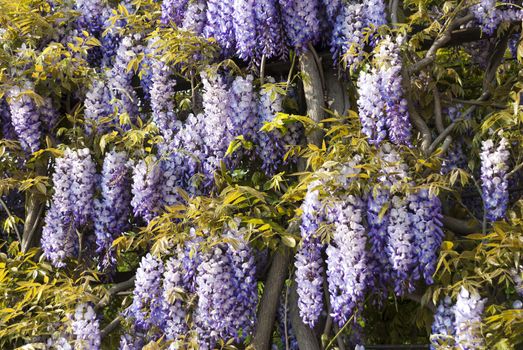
[295, 182, 324, 328]
[150, 55, 178, 142]
[84, 78, 113, 135]
[94, 151, 132, 266]
[480, 137, 510, 221]
[69, 148, 96, 226]
[74, 0, 105, 36]
[161, 0, 189, 26]
[375, 36, 412, 146]
[204, 0, 236, 56]
[233, 0, 257, 61]
[182, 0, 207, 35]
[430, 296, 455, 350]
[356, 68, 387, 144]
[408, 189, 444, 285]
[131, 158, 162, 222]
[253, 0, 286, 61]
[472, 0, 499, 35]
[278, 0, 321, 51]
[131, 254, 165, 331]
[7, 85, 42, 153]
[162, 251, 190, 341]
[326, 195, 368, 327]
[0, 98, 16, 140]
[71, 303, 101, 350]
[454, 287, 486, 349]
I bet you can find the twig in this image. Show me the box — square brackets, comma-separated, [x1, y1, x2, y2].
[508, 162, 523, 178]
[100, 316, 122, 339]
[433, 88, 444, 133]
[409, 13, 474, 74]
[96, 276, 136, 311]
[260, 54, 267, 86]
[0, 198, 21, 242]
[324, 314, 355, 350]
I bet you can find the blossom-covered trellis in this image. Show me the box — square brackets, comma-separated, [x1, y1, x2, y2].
[0, 0, 522, 349]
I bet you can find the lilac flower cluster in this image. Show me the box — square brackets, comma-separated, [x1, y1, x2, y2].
[480, 137, 510, 221]
[161, 0, 189, 26]
[472, 0, 523, 35]
[430, 296, 455, 350]
[408, 189, 444, 285]
[71, 303, 101, 350]
[84, 78, 113, 135]
[278, 0, 321, 51]
[7, 85, 42, 153]
[454, 287, 486, 349]
[330, 0, 386, 68]
[162, 251, 190, 340]
[119, 334, 145, 350]
[131, 158, 162, 222]
[257, 79, 302, 176]
[0, 99, 16, 140]
[356, 69, 386, 144]
[94, 151, 132, 267]
[326, 195, 368, 326]
[295, 182, 324, 328]
[131, 253, 166, 331]
[375, 36, 412, 146]
[74, 0, 105, 36]
[194, 232, 258, 348]
[107, 35, 142, 122]
[204, 0, 236, 56]
[41, 148, 96, 267]
[181, 0, 207, 34]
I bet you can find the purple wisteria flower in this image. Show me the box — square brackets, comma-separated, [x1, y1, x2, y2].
[233, 0, 257, 61]
[69, 148, 96, 226]
[161, 0, 189, 26]
[472, 0, 499, 35]
[74, 0, 106, 36]
[131, 253, 165, 331]
[94, 151, 132, 267]
[480, 137, 510, 221]
[84, 78, 113, 135]
[430, 296, 455, 349]
[295, 182, 324, 328]
[181, 0, 207, 35]
[278, 0, 321, 51]
[376, 36, 412, 146]
[7, 85, 42, 153]
[258, 79, 303, 177]
[386, 194, 418, 295]
[0, 98, 16, 140]
[454, 287, 486, 349]
[357, 69, 387, 144]
[119, 334, 145, 350]
[253, 0, 286, 61]
[325, 195, 368, 327]
[131, 157, 162, 222]
[71, 303, 101, 350]
[204, 0, 236, 56]
[408, 189, 444, 285]
[162, 252, 190, 341]
[41, 205, 77, 268]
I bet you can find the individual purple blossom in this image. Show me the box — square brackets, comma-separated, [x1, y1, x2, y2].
[278, 0, 321, 51]
[162, 252, 190, 341]
[376, 36, 412, 146]
[330, 3, 366, 68]
[84, 78, 113, 135]
[257, 79, 302, 176]
[226, 225, 258, 340]
[430, 296, 456, 350]
[94, 151, 132, 266]
[408, 190, 444, 285]
[119, 334, 145, 350]
[69, 148, 96, 226]
[253, 0, 286, 61]
[194, 244, 237, 349]
[295, 182, 324, 328]
[131, 254, 165, 331]
[325, 195, 368, 327]
[150, 55, 178, 142]
[204, 0, 236, 56]
[0, 99, 16, 140]
[233, 0, 257, 61]
[7, 85, 42, 153]
[480, 137, 510, 222]
[454, 287, 486, 349]
[387, 195, 418, 296]
[71, 303, 101, 350]
[74, 0, 105, 36]
[131, 157, 162, 222]
[181, 0, 207, 35]
[161, 0, 189, 26]
[107, 35, 142, 122]
[357, 69, 387, 144]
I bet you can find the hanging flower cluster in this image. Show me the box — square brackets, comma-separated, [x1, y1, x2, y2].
[430, 296, 456, 349]
[41, 148, 96, 267]
[131, 157, 162, 222]
[356, 36, 412, 146]
[454, 287, 487, 349]
[7, 85, 43, 153]
[472, 0, 523, 35]
[480, 136, 510, 222]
